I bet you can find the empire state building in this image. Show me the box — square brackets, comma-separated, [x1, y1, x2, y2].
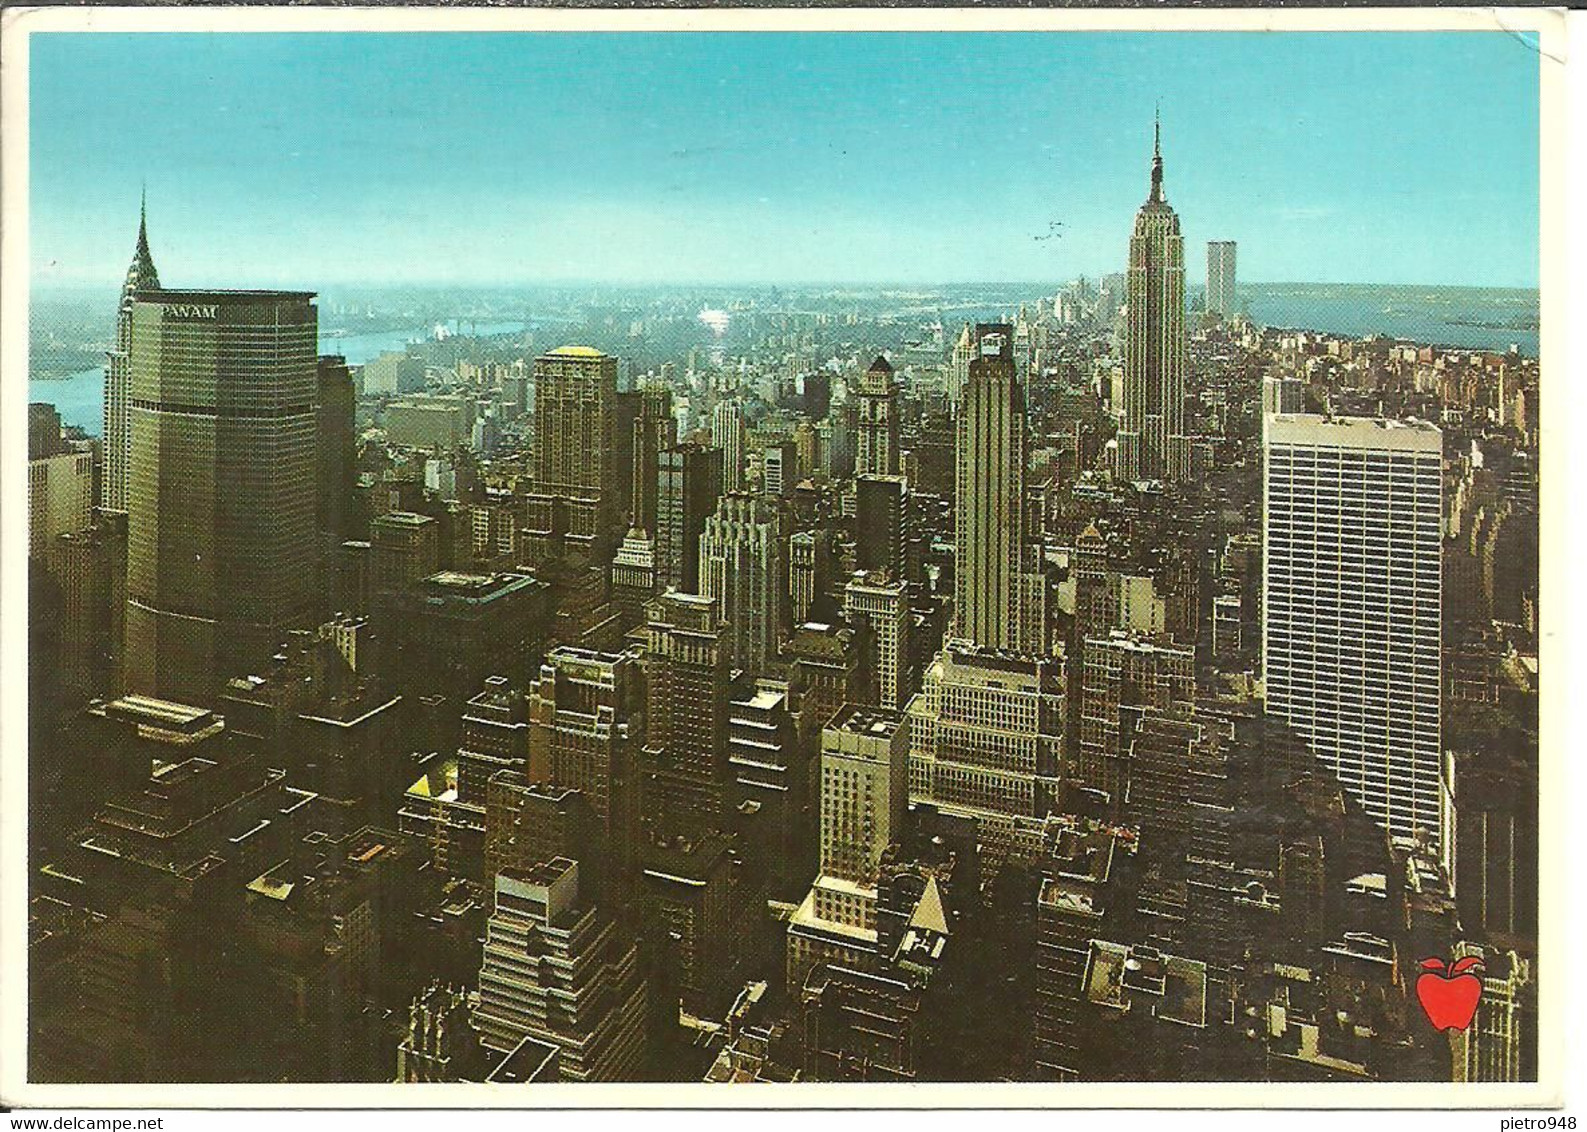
[1120, 115, 1189, 482]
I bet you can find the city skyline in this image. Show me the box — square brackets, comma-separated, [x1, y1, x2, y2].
[14, 17, 1550, 1104]
[30, 32, 1539, 289]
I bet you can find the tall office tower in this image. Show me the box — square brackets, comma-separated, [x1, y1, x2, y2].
[368, 511, 439, 596]
[534, 346, 620, 558]
[1129, 709, 1233, 869]
[727, 681, 808, 896]
[788, 529, 832, 625]
[762, 441, 797, 499]
[361, 350, 426, 396]
[637, 831, 742, 1018]
[315, 355, 356, 531]
[396, 983, 488, 1083]
[906, 642, 1065, 854]
[825, 401, 857, 480]
[793, 420, 821, 481]
[48, 515, 128, 700]
[699, 493, 786, 676]
[1072, 523, 1115, 644]
[455, 675, 530, 805]
[802, 371, 832, 422]
[1206, 240, 1238, 320]
[472, 858, 648, 1081]
[372, 570, 553, 718]
[28, 437, 93, 559]
[484, 773, 596, 887]
[102, 193, 161, 515]
[712, 399, 747, 492]
[29, 402, 67, 459]
[629, 386, 674, 534]
[387, 394, 474, 450]
[787, 621, 863, 737]
[612, 389, 640, 529]
[954, 325, 1029, 652]
[1263, 414, 1443, 849]
[123, 290, 319, 704]
[642, 591, 732, 837]
[819, 705, 910, 881]
[1076, 631, 1197, 810]
[786, 705, 911, 991]
[1262, 375, 1306, 416]
[609, 530, 659, 631]
[856, 473, 908, 580]
[656, 443, 724, 593]
[1121, 115, 1189, 482]
[948, 323, 974, 405]
[336, 540, 371, 615]
[855, 356, 899, 477]
[527, 646, 644, 903]
[845, 571, 911, 712]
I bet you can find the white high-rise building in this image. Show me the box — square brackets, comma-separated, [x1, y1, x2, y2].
[1263, 414, 1443, 849]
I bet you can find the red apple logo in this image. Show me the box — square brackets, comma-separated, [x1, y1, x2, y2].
[1415, 956, 1484, 1032]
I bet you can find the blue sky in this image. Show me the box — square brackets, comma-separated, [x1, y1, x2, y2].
[29, 31, 1540, 288]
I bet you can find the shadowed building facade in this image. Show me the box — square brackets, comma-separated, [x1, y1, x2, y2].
[123, 290, 320, 704]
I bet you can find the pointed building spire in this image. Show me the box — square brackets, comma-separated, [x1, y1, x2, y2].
[136, 183, 151, 256]
[122, 186, 160, 311]
[1149, 104, 1165, 203]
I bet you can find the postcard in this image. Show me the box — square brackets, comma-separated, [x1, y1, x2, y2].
[0, 4, 1569, 1115]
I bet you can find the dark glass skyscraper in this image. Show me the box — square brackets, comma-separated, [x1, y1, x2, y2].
[655, 442, 723, 593]
[123, 290, 320, 703]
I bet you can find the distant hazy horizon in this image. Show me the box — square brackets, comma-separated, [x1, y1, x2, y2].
[28, 278, 1546, 296]
[30, 32, 1539, 290]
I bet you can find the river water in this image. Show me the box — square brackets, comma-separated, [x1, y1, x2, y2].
[30, 320, 525, 435]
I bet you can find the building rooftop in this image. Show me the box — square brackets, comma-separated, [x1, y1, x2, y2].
[136, 287, 316, 302]
[1266, 412, 1442, 453]
[1085, 941, 1208, 1028]
[486, 1036, 560, 1084]
[373, 510, 436, 529]
[828, 703, 906, 740]
[103, 695, 217, 734]
[417, 570, 546, 603]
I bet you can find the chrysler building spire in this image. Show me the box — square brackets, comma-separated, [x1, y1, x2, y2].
[130, 184, 158, 289]
[103, 190, 162, 514]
